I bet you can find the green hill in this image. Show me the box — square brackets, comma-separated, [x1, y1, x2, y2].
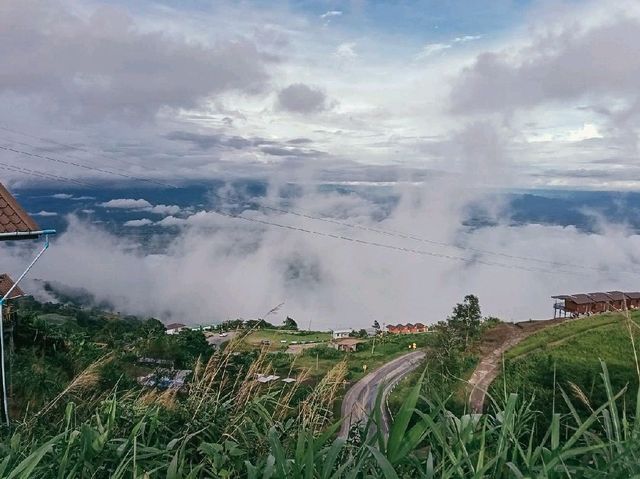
[493, 311, 640, 425]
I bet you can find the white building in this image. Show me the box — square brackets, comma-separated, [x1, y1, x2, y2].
[165, 322, 187, 335]
[332, 329, 353, 340]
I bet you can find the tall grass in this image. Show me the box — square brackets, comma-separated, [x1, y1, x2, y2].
[2, 326, 640, 477]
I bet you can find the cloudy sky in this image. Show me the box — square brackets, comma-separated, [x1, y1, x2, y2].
[1, 0, 639, 189]
[3, 0, 640, 327]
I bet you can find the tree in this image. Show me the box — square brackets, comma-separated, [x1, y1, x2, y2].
[350, 329, 368, 339]
[372, 320, 380, 333]
[448, 294, 482, 348]
[283, 316, 298, 330]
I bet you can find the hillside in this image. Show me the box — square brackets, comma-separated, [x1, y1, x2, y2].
[492, 312, 640, 426]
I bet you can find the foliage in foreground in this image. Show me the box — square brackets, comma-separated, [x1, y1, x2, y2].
[2, 357, 640, 478]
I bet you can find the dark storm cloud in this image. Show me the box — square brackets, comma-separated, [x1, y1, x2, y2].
[450, 16, 640, 113]
[0, 0, 273, 121]
[277, 84, 328, 113]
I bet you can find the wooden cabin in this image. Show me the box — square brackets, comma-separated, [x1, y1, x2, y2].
[553, 291, 640, 317]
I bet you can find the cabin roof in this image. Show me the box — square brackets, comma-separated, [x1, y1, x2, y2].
[588, 292, 611, 302]
[0, 274, 24, 299]
[606, 291, 626, 301]
[165, 323, 186, 330]
[0, 183, 39, 236]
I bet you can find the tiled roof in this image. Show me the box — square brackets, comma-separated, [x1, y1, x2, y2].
[165, 323, 186, 330]
[0, 183, 39, 236]
[554, 291, 640, 304]
[606, 291, 627, 301]
[588, 292, 612, 302]
[0, 274, 24, 299]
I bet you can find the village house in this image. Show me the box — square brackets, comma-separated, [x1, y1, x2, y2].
[331, 338, 365, 352]
[165, 323, 187, 335]
[386, 323, 428, 334]
[332, 329, 352, 340]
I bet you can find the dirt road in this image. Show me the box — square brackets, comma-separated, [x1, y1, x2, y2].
[466, 319, 566, 413]
[339, 351, 425, 438]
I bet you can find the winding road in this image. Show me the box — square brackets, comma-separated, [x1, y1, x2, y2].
[339, 351, 426, 438]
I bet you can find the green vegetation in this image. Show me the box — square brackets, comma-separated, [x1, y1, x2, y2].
[294, 332, 435, 381]
[388, 295, 497, 414]
[4, 296, 640, 476]
[3, 354, 640, 477]
[242, 329, 331, 350]
[493, 311, 640, 432]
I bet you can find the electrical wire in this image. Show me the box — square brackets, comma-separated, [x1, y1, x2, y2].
[0, 143, 178, 189]
[2, 130, 639, 279]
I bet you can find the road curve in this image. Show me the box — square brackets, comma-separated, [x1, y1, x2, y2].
[339, 351, 425, 438]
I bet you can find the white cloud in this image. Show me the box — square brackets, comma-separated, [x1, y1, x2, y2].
[453, 35, 483, 43]
[100, 198, 153, 209]
[6, 181, 640, 329]
[320, 10, 342, 19]
[145, 204, 181, 215]
[335, 42, 357, 60]
[31, 210, 58, 216]
[566, 123, 603, 142]
[51, 193, 73, 199]
[124, 218, 154, 227]
[416, 43, 451, 59]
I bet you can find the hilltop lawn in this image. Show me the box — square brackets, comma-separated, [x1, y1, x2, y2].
[493, 310, 640, 427]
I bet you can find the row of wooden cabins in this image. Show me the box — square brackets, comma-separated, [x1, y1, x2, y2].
[386, 323, 428, 334]
[552, 291, 640, 317]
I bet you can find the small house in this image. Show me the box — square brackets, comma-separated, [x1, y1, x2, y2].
[165, 323, 187, 335]
[386, 323, 428, 334]
[331, 338, 364, 352]
[625, 292, 640, 309]
[332, 329, 352, 340]
[607, 291, 628, 311]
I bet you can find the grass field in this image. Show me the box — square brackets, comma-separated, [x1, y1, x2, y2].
[242, 329, 332, 351]
[292, 332, 436, 382]
[505, 313, 625, 359]
[492, 311, 640, 428]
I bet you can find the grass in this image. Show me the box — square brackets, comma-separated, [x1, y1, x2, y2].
[493, 310, 640, 432]
[242, 329, 332, 351]
[37, 313, 75, 324]
[4, 354, 640, 477]
[292, 333, 436, 382]
[505, 312, 629, 359]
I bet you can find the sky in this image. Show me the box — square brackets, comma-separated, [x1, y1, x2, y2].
[2, 0, 640, 328]
[0, 0, 639, 189]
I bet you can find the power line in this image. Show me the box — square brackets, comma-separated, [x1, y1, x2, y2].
[0, 129, 588, 272]
[256, 204, 609, 274]
[207, 208, 586, 277]
[3, 129, 639, 279]
[0, 124, 179, 188]
[0, 142, 178, 189]
[0, 161, 93, 187]
[6, 161, 634, 279]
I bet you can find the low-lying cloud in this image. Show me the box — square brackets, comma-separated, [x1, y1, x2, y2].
[5, 180, 640, 329]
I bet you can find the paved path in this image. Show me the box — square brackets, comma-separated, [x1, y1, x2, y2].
[339, 351, 425, 438]
[206, 331, 238, 348]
